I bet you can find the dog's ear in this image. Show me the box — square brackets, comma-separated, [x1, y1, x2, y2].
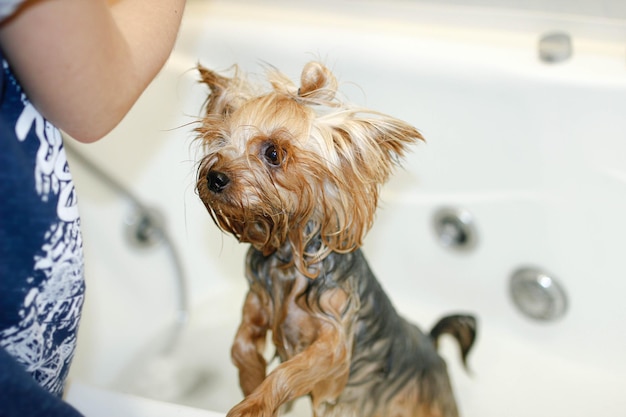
[267, 61, 338, 106]
[197, 64, 250, 116]
[326, 111, 424, 186]
[297, 61, 338, 104]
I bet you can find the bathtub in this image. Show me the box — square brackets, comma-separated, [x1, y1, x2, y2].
[65, 1, 626, 416]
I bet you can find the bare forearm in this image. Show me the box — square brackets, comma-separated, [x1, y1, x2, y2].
[0, 0, 185, 142]
[108, 0, 185, 99]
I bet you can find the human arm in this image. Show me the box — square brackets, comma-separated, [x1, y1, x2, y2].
[0, 0, 186, 143]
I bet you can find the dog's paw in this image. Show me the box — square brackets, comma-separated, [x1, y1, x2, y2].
[226, 398, 274, 417]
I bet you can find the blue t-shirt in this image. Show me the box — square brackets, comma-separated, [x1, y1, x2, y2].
[0, 48, 85, 416]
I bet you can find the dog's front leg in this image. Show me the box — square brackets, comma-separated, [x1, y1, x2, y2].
[231, 290, 271, 396]
[227, 320, 350, 417]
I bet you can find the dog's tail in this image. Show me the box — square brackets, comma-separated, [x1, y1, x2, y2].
[430, 314, 477, 370]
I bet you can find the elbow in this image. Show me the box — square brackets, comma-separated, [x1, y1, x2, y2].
[63, 125, 115, 144]
[57, 106, 130, 144]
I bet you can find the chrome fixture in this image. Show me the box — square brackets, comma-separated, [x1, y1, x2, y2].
[432, 207, 478, 252]
[125, 206, 166, 249]
[509, 267, 568, 322]
[538, 32, 572, 63]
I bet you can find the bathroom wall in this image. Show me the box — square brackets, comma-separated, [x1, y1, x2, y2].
[411, 0, 626, 20]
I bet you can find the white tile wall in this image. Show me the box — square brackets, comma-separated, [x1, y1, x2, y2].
[413, 0, 626, 20]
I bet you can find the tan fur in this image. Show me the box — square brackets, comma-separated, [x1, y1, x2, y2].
[195, 61, 475, 417]
[196, 62, 421, 278]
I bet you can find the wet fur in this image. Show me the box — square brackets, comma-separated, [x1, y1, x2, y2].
[195, 61, 476, 417]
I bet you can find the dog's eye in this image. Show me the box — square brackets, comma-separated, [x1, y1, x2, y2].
[264, 144, 282, 166]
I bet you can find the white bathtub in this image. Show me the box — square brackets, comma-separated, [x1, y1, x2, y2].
[65, 1, 626, 416]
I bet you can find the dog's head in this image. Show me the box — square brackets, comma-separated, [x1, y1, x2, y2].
[195, 61, 423, 277]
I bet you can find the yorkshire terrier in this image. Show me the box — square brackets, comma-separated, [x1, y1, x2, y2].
[195, 61, 476, 417]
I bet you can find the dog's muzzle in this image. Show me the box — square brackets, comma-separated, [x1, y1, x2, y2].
[207, 170, 230, 193]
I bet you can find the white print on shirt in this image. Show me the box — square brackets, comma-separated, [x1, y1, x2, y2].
[0, 95, 84, 396]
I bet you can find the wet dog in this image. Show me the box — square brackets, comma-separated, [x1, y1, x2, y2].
[195, 61, 476, 417]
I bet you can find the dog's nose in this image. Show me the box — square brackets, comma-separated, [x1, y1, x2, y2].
[207, 170, 230, 193]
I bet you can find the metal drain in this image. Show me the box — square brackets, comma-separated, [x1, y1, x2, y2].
[432, 207, 478, 251]
[509, 267, 568, 322]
